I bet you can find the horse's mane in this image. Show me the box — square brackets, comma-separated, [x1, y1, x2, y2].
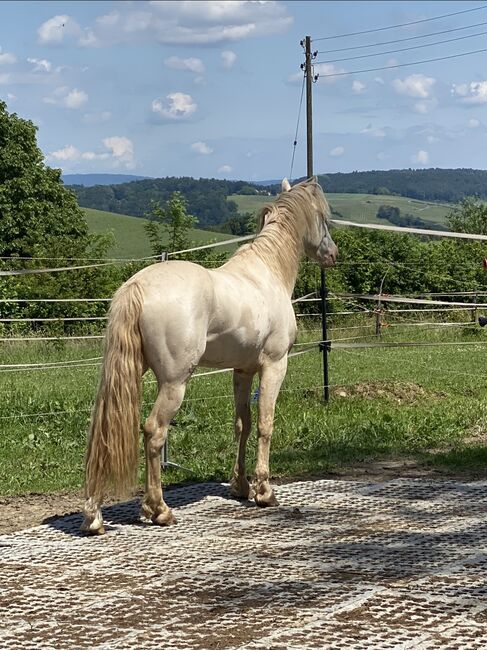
[229, 178, 329, 289]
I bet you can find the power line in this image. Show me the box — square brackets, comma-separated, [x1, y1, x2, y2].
[312, 4, 487, 42]
[315, 46, 487, 78]
[317, 19, 487, 54]
[289, 72, 306, 182]
[317, 27, 487, 65]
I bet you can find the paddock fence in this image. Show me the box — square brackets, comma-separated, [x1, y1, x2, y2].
[2, 216, 487, 476]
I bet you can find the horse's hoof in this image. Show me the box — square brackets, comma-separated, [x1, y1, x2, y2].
[254, 492, 279, 508]
[152, 508, 177, 526]
[81, 521, 106, 535]
[229, 477, 255, 501]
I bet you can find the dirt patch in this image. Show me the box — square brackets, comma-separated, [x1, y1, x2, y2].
[331, 381, 446, 403]
[464, 419, 487, 446]
[0, 490, 129, 536]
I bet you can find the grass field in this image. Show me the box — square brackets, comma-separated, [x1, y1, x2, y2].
[83, 194, 453, 259]
[2, 318, 487, 496]
[229, 193, 454, 228]
[83, 208, 236, 258]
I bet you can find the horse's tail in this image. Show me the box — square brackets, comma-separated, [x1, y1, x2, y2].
[85, 280, 145, 500]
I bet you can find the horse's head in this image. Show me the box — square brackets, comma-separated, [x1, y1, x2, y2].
[282, 177, 338, 267]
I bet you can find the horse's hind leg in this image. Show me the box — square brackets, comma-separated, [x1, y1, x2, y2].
[141, 382, 186, 526]
[253, 356, 288, 507]
[229, 370, 255, 500]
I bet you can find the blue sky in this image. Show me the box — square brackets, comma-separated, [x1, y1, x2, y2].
[1, 0, 487, 181]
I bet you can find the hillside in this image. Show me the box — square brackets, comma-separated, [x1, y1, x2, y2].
[229, 193, 453, 229]
[69, 168, 487, 234]
[63, 173, 150, 186]
[316, 168, 487, 203]
[71, 177, 270, 229]
[83, 208, 237, 258]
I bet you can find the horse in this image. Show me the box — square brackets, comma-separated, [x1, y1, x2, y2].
[81, 176, 338, 534]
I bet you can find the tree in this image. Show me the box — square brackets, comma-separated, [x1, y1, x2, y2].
[0, 100, 101, 259]
[144, 192, 198, 255]
[376, 205, 400, 221]
[216, 212, 255, 235]
[447, 197, 487, 235]
[0, 100, 118, 328]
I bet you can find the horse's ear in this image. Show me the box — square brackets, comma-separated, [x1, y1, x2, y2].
[282, 178, 291, 192]
[259, 206, 277, 230]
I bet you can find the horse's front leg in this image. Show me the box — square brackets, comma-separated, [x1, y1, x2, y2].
[229, 370, 255, 500]
[253, 356, 288, 507]
[141, 382, 186, 526]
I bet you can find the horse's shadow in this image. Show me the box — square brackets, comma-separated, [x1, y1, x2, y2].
[42, 481, 252, 537]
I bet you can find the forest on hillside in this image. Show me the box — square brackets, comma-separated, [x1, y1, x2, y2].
[316, 168, 487, 202]
[67, 168, 487, 229]
[69, 177, 270, 228]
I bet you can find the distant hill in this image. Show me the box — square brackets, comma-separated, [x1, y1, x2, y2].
[69, 168, 487, 232]
[71, 176, 272, 229]
[229, 192, 452, 230]
[316, 168, 487, 203]
[63, 173, 151, 187]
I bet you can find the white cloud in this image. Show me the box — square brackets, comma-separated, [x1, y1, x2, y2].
[47, 136, 135, 169]
[37, 15, 81, 44]
[49, 145, 80, 161]
[0, 50, 17, 65]
[374, 77, 384, 85]
[7, 93, 16, 101]
[427, 135, 439, 144]
[352, 80, 366, 94]
[191, 141, 213, 155]
[65, 89, 88, 108]
[44, 87, 88, 109]
[27, 58, 52, 72]
[392, 74, 436, 99]
[221, 50, 237, 69]
[81, 151, 110, 161]
[468, 118, 480, 128]
[0, 73, 11, 85]
[37, 2, 292, 48]
[103, 136, 134, 164]
[218, 164, 232, 174]
[412, 150, 429, 166]
[452, 81, 487, 105]
[164, 56, 205, 74]
[452, 83, 468, 97]
[152, 92, 197, 120]
[330, 146, 345, 157]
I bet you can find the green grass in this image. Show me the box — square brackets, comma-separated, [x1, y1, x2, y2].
[228, 193, 453, 228]
[83, 208, 236, 258]
[2, 320, 487, 496]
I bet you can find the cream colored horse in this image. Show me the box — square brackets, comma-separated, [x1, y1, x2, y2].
[82, 177, 337, 534]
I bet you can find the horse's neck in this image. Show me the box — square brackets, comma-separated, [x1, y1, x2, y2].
[246, 226, 303, 295]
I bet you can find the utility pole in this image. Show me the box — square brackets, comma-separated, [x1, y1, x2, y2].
[303, 35, 330, 402]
